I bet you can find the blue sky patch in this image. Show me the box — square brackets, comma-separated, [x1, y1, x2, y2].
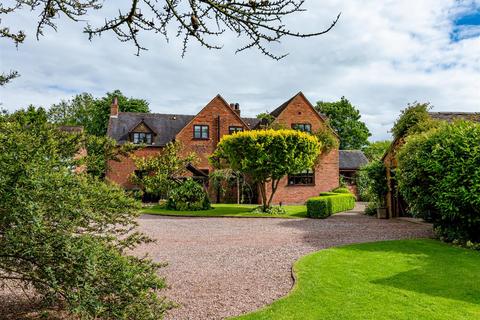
[451, 8, 480, 41]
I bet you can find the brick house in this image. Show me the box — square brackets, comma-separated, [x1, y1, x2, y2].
[382, 112, 480, 218]
[106, 92, 340, 204]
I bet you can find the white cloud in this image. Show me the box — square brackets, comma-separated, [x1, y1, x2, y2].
[1, 0, 479, 140]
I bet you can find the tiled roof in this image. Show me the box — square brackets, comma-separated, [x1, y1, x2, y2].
[429, 112, 480, 122]
[339, 150, 369, 170]
[107, 112, 261, 146]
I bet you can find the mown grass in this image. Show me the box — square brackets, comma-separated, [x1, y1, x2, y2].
[141, 203, 308, 218]
[234, 239, 480, 320]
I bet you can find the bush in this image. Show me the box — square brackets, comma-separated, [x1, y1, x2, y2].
[251, 206, 287, 215]
[364, 202, 377, 216]
[166, 179, 211, 211]
[331, 187, 351, 194]
[357, 160, 388, 206]
[306, 193, 355, 219]
[0, 119, 170, 319]
[319, 192, 338, 196]
[397, 121, 480, 242]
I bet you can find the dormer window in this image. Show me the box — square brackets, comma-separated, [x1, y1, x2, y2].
[292, 123, 312, 133]
[132, 132, 153, 144]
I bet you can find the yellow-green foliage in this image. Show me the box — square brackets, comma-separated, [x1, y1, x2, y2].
[212, 129, 321, 209]
[306, 193, 355, 218]
[212, 129, 321, 181]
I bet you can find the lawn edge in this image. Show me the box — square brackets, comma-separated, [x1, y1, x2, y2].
[231, 237, 438, 319]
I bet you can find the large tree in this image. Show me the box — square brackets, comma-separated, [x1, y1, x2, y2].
[315, 96, 371, 150]
[0, 112, 170, 319]
[211, 129, 320, 211]
[48, 90, 150, 136]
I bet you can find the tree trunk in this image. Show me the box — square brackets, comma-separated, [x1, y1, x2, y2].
[236, 175, 240, 204]
[259, 182, 268, 211]
[266, 179, 280, 209]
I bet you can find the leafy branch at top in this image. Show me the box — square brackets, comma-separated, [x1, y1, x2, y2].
[3, 0, 340, 59]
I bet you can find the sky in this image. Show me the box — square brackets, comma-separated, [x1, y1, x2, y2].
[1, 0, 479, 141]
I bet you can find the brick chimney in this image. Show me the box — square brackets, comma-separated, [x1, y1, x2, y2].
[230, 102, 240, 116]
[110, 96, 119, 118]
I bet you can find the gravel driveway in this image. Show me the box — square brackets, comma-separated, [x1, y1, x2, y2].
[135, 206, 433, 320]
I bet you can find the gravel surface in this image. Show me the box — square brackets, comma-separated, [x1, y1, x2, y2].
[0, 204, 433, 320]
[135, 205, 433, 320]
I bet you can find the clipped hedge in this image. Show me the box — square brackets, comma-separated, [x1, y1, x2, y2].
[331, 187, 351, 194]
[306, 193, 355, 219]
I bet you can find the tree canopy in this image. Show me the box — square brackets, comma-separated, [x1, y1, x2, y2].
[315, 97, 371, 150]
[391, 102, 432, 139]
[211, 129, 320, 210]
[48, 90, 150, 136]
[0, 113, 170, 319]
[362, 140, 391, 161]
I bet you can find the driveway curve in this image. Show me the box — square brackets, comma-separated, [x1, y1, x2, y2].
[135, 209, 433, 320]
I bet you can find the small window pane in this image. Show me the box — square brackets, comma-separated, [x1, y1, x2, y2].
[288, 169, 315, 185]
[194, 125, 209, 139]
[229, 126, 244, 134]
[292, 123, 312, 133]
[132, 132, 153, 144]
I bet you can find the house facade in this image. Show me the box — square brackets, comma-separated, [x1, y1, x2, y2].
[106, 92, 340, 204]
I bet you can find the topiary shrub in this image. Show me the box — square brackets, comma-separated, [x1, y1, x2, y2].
[397, 121, 480, 242]
[331, 187, 351, 194]
[306, 193, 355, 219]
[166, 179, 211, 211]
[319, 192, 338, 196]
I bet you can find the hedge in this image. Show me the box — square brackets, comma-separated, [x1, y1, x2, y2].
[397, 120, 480, 242]
[331, 187, 351, 194]
[306, 193, 356, 219]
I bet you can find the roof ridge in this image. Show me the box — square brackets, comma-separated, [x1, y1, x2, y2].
[119, 111, 195, 117]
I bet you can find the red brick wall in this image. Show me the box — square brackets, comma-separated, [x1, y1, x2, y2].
[106, 147, 162, 188]
[264, 94, 340, 204]
[176, 95, 248, 172]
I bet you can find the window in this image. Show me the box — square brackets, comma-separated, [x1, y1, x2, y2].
[292, 123, 312, 133]
[132, 132, 153, 144]
[193, 125, 209, 139]
[288, 169, 315, 186]
[229, 126, 244, 134]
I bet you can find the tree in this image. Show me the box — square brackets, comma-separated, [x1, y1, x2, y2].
[391, 102, 433, 139]
[397, 121, 480, 243]
[315, 97, 371, 150]
[362, 140, 391, 161]
[84, 135, 139, 179]
[130, 141, 197, 198]
[211, 129, 320, 211]
[2, 1, 339, 60]
[49, 90, 150, 136]
[47, 92, 95, 127]
[0, 115, 170, 319]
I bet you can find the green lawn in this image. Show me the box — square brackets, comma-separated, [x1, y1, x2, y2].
[141, 204, 308, 218]
[233, 239, 480, 320]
